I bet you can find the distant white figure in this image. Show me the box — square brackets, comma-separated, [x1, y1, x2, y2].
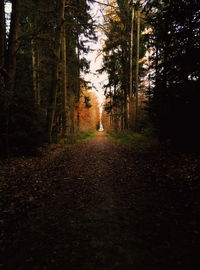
[99, 121, 104, 131]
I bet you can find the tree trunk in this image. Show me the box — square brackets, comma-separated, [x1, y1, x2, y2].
[4, 0, 20, 155]
[0, 0, 5, 67]
[61, 17, 67, 137]
[76, 32, 81, 132]
[65, 31, 72, 134]
[6, 0, 20, 94]
[123, 91, 128, 129]
[129, 6, 134, 97]
[155, 39, 159, 86]
[70, 103, 75, 134]
[133, 9, 140, 131]
[77, 110, 80, 131]
[121, 45, 128, 130]
[31, 39, 40, 105]
[46, 0, 65, 142]
[129, 6, 135, 130]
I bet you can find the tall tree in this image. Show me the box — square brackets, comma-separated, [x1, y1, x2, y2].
[0, 0, 5, 68]
[100, 0, 146, 131]
[146, 0, 200, 149]
[0, 0, 21, 154]
[0, 0, 96, 154]
[5, 0, 20, 94]
[46, 0, 65, 142]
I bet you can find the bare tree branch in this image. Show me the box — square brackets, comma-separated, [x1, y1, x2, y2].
[91, 0, 118, 9]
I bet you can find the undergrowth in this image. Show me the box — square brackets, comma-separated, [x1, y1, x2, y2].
[106, 131, 159, 151]
[60, 131, 97, 145]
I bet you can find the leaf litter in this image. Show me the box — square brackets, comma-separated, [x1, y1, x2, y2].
[1, 132, 200, 269]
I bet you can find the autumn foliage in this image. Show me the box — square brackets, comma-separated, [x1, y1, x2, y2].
[74, 86, 100, 133]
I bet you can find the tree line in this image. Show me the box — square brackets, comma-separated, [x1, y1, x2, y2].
[101, 0, 200, 151]
[0, 0, 199, 155]
[0, 0, 99, 155]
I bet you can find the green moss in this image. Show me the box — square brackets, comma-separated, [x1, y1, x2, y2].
[60, 131, 97, 146]
[106, 131, 158, 151]
[81, 131, 97, 142]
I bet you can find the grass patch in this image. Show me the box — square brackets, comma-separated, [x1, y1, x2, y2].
[106, 131, 159, 151]
[60, 131, 97, 146]
[81, 131, 97, 142]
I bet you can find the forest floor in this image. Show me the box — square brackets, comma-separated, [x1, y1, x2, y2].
[1, 132, 200, 270]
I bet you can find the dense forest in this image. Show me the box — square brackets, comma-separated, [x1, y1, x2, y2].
[0, 0, 99, 155]
[1, 1, 200, 269]
[101, 0, 200, 151]
[0, 0, 199, 154]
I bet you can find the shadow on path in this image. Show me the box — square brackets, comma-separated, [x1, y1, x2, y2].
[2, 132, 200, 269]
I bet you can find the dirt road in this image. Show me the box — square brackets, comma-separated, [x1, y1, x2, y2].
[1, 132, 200, 269]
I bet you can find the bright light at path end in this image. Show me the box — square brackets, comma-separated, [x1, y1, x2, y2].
[84, 2, 108, 108]
[5, 3, 12, 13]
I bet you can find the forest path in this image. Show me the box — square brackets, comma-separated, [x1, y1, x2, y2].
[2, 132, 200, 270]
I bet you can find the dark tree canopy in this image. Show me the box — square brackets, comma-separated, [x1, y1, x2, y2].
[146, 0, 200, 150]
[0, 0, 200, 154]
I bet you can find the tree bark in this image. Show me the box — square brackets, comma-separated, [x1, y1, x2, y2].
[46, 0, 65, 142]
[61, 14, 67, 137]
[133, 9, 140, 131]
[0, 0, 5, 67]
[4, 0, 20, 155]
[31, 39, 40, 105]
[129, 6, 134, 97]
[76, 32, 80, 132]
[6, 0, 20, 94]
[129, 5, 135, 130]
